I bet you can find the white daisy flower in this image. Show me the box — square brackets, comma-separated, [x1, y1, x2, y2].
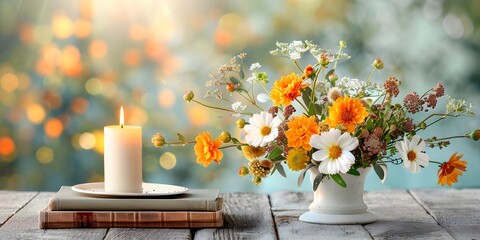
[395, 135, 429, 173]
[244, 111, 282, 147]
[310, 128, 359, 174]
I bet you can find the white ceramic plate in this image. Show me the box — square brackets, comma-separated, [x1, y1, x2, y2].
[71, 182, 189, 197]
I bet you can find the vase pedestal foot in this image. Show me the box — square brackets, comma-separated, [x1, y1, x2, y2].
[299, 211, 376, 225]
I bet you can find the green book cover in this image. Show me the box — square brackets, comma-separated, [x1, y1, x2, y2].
[48, 186, 222, 212]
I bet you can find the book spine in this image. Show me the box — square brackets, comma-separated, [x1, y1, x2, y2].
[39, 211, 223, 229]
[48, 199, 220, 212]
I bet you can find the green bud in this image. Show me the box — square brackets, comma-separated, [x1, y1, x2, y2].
[151, 133, 166, 148]
[419, 122, 427, 129]
[470, 129, 480, 141]
[328, 73, 338, 83]
[252, 176, 262, 185]
[183, 91, 194, 102]
[372, 58, 384, 70]
[219, 131, 231, 143]
[339, 40, 347, 48]
[238, 166, 249, 176]
[236, 118, 246, 129]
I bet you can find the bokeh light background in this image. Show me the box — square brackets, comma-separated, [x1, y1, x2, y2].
[0, 0, 479, 192]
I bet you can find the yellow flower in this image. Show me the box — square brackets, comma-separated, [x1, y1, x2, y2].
[270, 73, 309, 106]
[285, 115, 319, 150]
[248, 159, 270, 178]
[194, 132, 223, 167]
[286, 148, 310, 171]
[438, 152, 467, 187]
[241, 145, 266, 160]
[325, 96, 369, 133]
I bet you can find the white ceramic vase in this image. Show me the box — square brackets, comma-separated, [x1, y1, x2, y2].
[299, 166, 376, 224]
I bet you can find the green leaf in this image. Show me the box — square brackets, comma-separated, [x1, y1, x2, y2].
[347, 168, 360, 176]
[313, 173, 325, 191]
[275, 163, 287, 178]
[302, 88, 313, 107]
[373, 164, 385, 181]
[230, 76, 242, 85]
[298, 163, 315, 187]
[308, 102, 316, 115]
[324, 69, 335, 80]
[177, 133, 187, 144]
[239, 68, 245, 80]
[315, 104, 323, 115]
[231, 138, 242, 150]
[331, 174, 347, 188]
[267, 147, 283, 160]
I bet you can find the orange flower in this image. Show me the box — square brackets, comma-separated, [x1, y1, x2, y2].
[437, 152, 467, 187]
[325, 96, 368, 133]
[194, 132, 223, 167]
[285, 115, 320, 150]
[270, 73, 309, 106]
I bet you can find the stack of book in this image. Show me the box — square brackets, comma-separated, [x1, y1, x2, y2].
[39, 186, 223, 229]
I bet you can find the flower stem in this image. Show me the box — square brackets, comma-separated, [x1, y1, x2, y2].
[192, 100, 236, 113]
[427, 135, 469, 142]
[219, 144, 247, 149]
[366, 68, 377, 84]
[293, 60, 303, 73]
[295, 98, 310, 113]
[333, 45, 344, 70]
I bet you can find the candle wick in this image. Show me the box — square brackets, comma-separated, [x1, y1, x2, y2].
[121, 124, 124, 129]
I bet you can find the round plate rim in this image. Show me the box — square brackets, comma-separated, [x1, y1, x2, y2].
[71, 182, 189, 197]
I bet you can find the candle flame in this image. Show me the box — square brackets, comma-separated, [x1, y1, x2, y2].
[120, 106, 124, 128]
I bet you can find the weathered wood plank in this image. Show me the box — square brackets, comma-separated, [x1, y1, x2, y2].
[0, 192, 107, 239]
[105, 228, 192, 240]
[194, 192, 276, 240]
[410, 189, 480, 240]
[0, 191, 37, 226]
[270, 191, 372, 240]
[364, 190, 454, 240]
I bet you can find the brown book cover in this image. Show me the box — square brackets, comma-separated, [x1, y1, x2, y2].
[48, 186, 222, 212]
[39, 208, 224, 229]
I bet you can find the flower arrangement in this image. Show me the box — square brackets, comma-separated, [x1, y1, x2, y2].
[152, 40, 478, 189]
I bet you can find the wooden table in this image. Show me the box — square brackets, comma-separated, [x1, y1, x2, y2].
[0, 189, 478, 239]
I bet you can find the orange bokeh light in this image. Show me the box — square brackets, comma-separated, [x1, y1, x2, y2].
[157, 89, 176, 109]
[35, 59, 54, 76]
[89, 40, 108, 59]
[187, 105, 209, 127]
[75, 18, 92, 39]
[123, 48, 141, 66]
[214, 29, 232, 48]
[60, 45, 83, 77]
[44, 118, 63, 138]
[80, 0, 93, 19]
[0, 137, 15, 156]
[52, 13, 73, 39]
[19, 24, 34, 44]
[26, 103, 46, 124]
[129, 24, 147, 42]
[70, 97, 89, 114]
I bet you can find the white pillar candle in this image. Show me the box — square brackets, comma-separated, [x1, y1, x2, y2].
[104, 106, 143, 193]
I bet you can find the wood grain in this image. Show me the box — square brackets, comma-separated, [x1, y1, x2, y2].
[270, 191, 372, 240]
[410, 188, 480, 240]
[363, 190, 454, 239]
[0, 191, 37, 226]
[0, 192, 108, 239]
[194, 192, 276, 240]
[105, 228, 192, 240]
